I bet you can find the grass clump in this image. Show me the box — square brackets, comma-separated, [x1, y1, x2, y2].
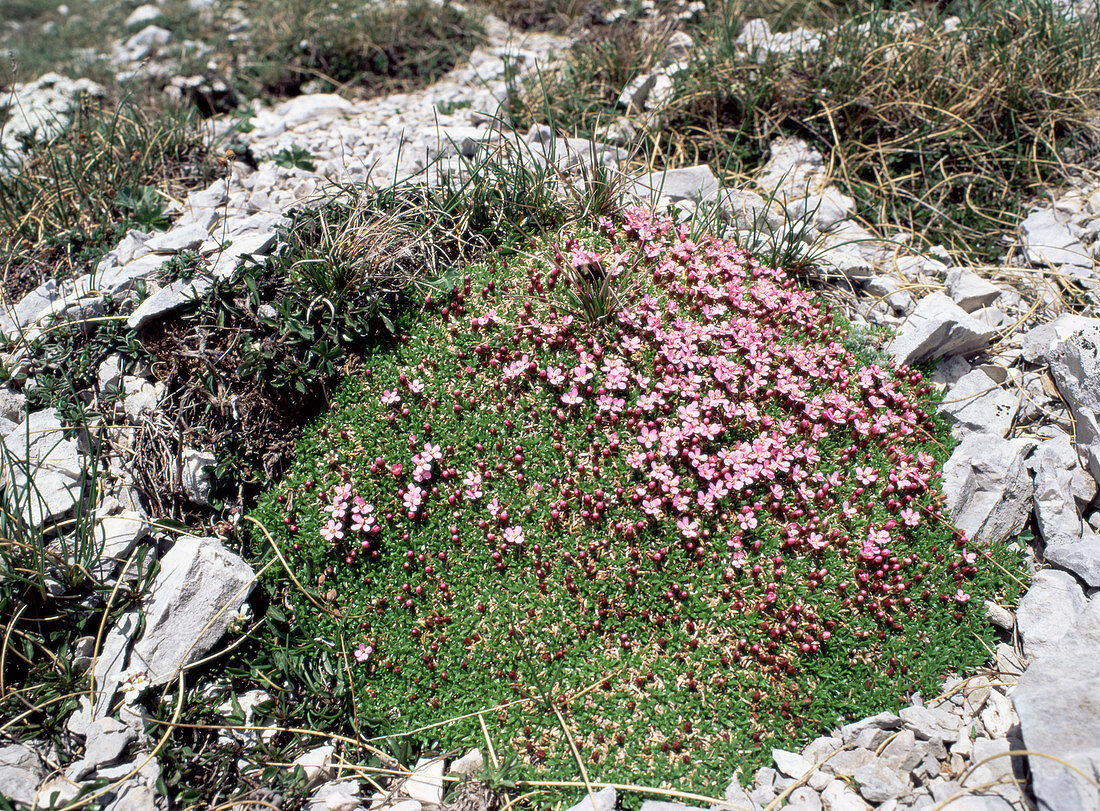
[0, 97, 219, 305]
[234, 0, 484, 100]
[510, 0, 1100, 264]
[252, 207, 1022, 799]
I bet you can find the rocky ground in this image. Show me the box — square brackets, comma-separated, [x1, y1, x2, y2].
[1, 0, 1099, 809]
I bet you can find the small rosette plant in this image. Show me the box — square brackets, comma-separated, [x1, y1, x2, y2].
[254, 207, 1021, 796]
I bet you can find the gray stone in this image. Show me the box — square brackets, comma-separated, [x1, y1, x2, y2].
[0, 743, 45, 806]
[308, 780, 362, 811]
[852, 762, 909, 804]
[862, 276, 914, 315]
[124, 4, 161, 26]
[888, 294, 998, 366]
[127, 275, 215, 330]
[945, 268, 1001, 312]
[821, 778, 871, 811]
[1, 409, 83, 530]
[964, 737, 1014, 788]
[982, 600, 1014, 630]
[92, 611, 139, 717]
[938, 369, 1018, 438]
[181, 447, 216, 505]
[1048, 318, 1100, 486]
[723, 778, 761, 811]
[879, 729, 925, 773]
[1020, 314, 1095, 364]
[784, 787, 822, 811]
[772, 748, 830, 790]
[0, 388, 27, 422]
[566, 786, 616, 811]
[816, 241, 875, 281]
[717, 189, 784, 231]
[801, 736, 843, 765]
[273, 94, 357, 128]
[1031, 431, 1086, 546]
[823, 748, 876, 777]
[757, 137, 823, 195]
[900, 704, 961, 743]
[122, 377, 159, 423]
[979, 688, 1016, 738]
[938, 798, 1015, 810]
[67, 717, 136, 780]
[92, 511, 148, 578]
[1044, 532, 1100, 587]
[145, 223, 210, 253]
[0, 278, 60, 337]
[34, 776, 81, 809]
[448, 748, 484, 776]
[293, 745, 335, 782]
[932, 355, 972, 389]
[1021, 207, 1093, 268]
[129, 536, 255, 685]
[207, 230, 277, 280]
[942, 433, 1036, 545]
[629, 165, 719, 204]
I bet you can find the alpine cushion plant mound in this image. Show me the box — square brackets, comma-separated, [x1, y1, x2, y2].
[252, 207, 1021, 797]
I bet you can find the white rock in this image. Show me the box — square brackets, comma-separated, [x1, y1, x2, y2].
[98, 355, 125, 391]
[888, 294, 997, 366]
[938, 369, 1018, 438]
[292, 743, 334, 783]
[1020, 314, 1095, 364]
[275, 94, 357, 128]
[1047, 318, 1100, 487]
[1017, 569, 1088, 662]
[127, 275, 216, 330]
[565, 786, 616, 811]
[34, 776, 81, 809]
[757, 137, 823, 195]
[309, 780, 363, 811]
[125, 5, 162, 27]
[145, 223, 210, 253]
[0, 743, 46, 806]
[1014, 597, 1100, 811]
[128, 536, 255, 685]
[852, 761, 910, 803]
[0, 388, 26, 422]
[92, 612, 140, 717]
[772, 748, 830, 791]
[1021, 207, 1093, 268]
[92, 511, 149, 578]
[448, 748, 483, 776]
[207, 230, 277, 280]
[122, 376, 159, 422]
[629, 165, 719, 203]
[403, 757, 444, 805]
[1, 409, 83, 529]
[945, 268, 1001, 312]
[821, 778, 871, 811]
[180, 447, 216, 505]
[942, 433, 1036, 545]
[0, 278, 61, 337]
[1030, 431, 1086, 547]
[862, 276, 913, 315]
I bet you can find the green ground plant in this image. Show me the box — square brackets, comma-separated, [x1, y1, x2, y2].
[251, 206, 1023, 801]
[231, 0, 484, 100]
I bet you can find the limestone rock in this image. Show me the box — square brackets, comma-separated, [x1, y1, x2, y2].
[888, 294, 997, 366]
[1047, 318, 1100, 486]
[1021, 207, 1092, 268]
[945, 268, 1001, 312]
[0, 743, 46, 806]
[1013, 597, 1100, 810]
[628, 165, 719, 204]
[566, 786, 616, 811]
[941, 433, 1036, 545]
[129, 536, 255, 685]
[938, 369, 1018, 438]
[1, 409, 83, 530]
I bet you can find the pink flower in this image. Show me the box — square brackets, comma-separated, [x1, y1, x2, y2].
[381, 389, 401, 406]
[503, 526, 525, 546]
[954, 590, 971, 604]
[561, 388, 583, 406]
[354, 643, 373, 663]
[321, 519, 344, 543]
[900, 508, 921, 527]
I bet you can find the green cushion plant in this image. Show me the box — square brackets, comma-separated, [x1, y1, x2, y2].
[251, 206, 1021, 799]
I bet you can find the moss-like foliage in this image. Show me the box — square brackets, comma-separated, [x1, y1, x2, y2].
[251, 209, 1022, 799]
